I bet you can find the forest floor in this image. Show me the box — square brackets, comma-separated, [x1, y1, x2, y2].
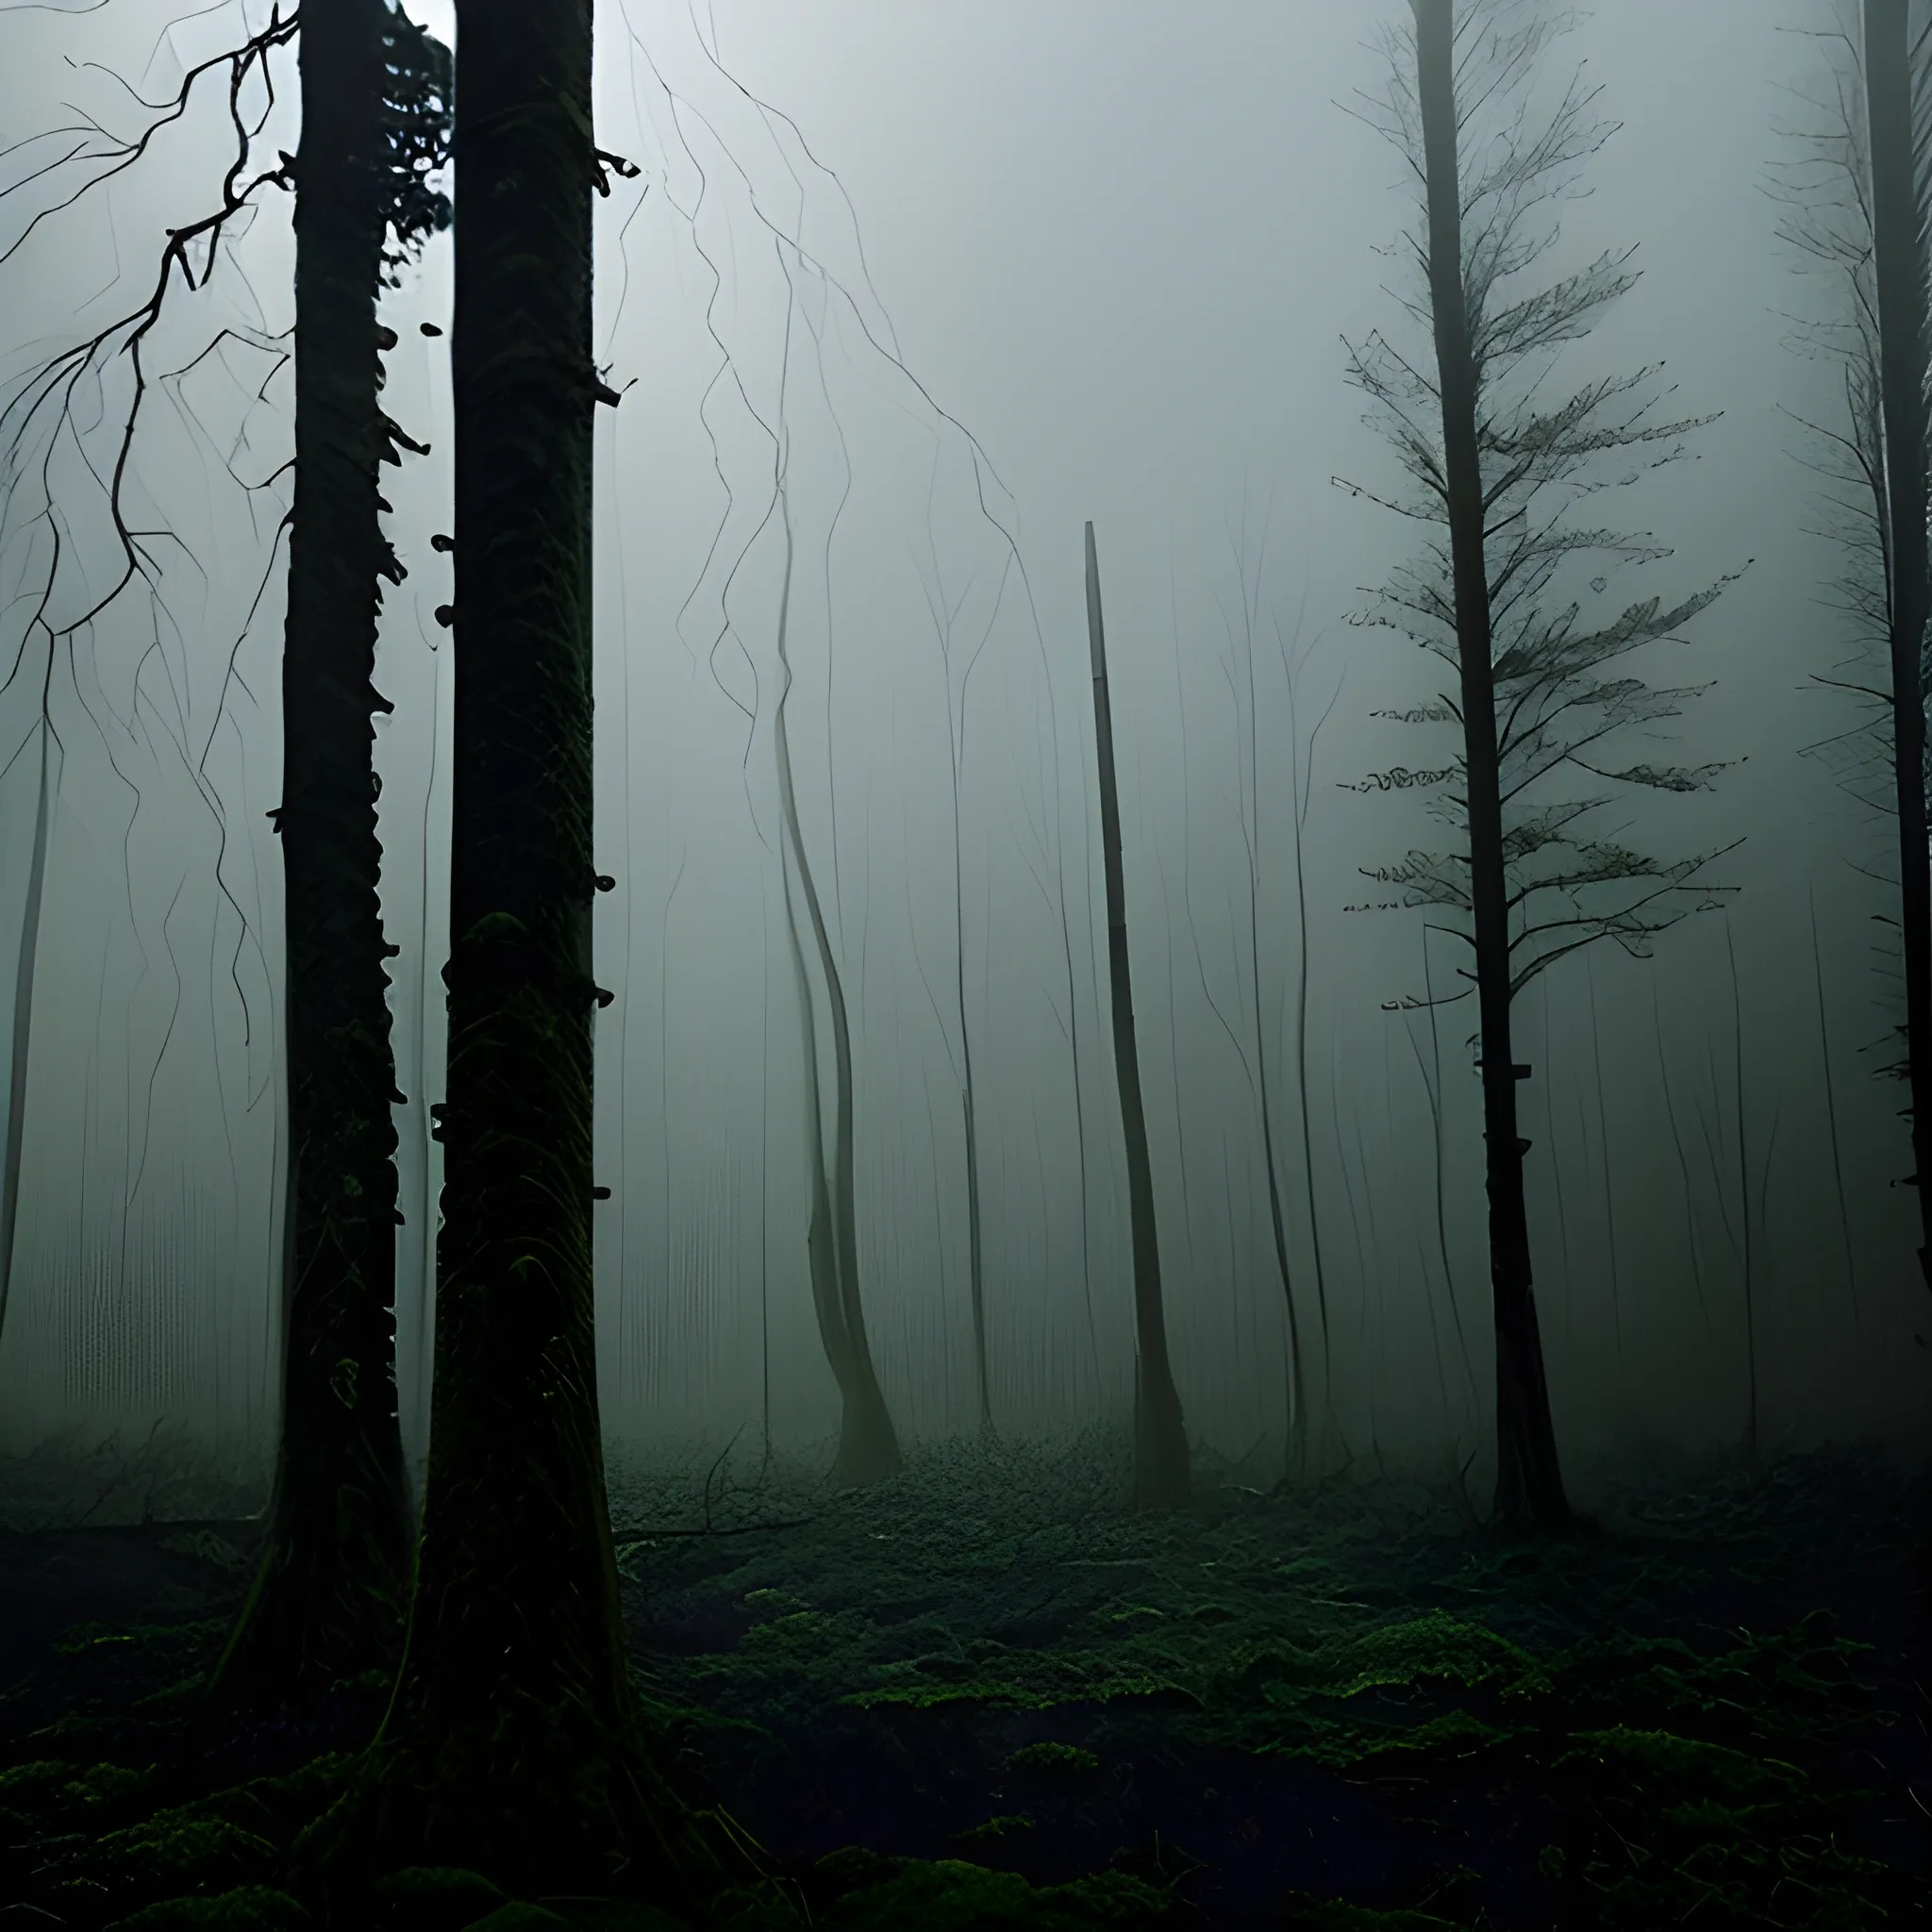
[0, 1433, 1925, 1928]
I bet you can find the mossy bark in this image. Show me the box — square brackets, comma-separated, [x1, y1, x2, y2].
[1409, 0, 1571, 1532]
[325, 0, 764, 1899]
[1084, 522, 1190, 1512]
[209, 0, 414, 1723]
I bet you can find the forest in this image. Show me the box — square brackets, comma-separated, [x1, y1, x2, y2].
[0, 0, 1925, 1926]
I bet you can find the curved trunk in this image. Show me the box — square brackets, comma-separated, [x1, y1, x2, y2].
[210, 0, 414, 1722]
[771, 491, 900, 1487]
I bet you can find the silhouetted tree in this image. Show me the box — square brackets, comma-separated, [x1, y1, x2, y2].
[1339, 0, 1743, 1530]
[772, 480, 902, 1488]
[1775, 1, 1932, 1292]
[0, 5, 303, 1349]
[211, 0, 452, 1727]
[1085, 520, 1190, 1511]
[315, 0, 770, 1898]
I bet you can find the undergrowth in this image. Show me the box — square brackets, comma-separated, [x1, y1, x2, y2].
[0, 1433, 1923, 1928]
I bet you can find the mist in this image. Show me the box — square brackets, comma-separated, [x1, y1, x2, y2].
[1, 0, 1926, 1531]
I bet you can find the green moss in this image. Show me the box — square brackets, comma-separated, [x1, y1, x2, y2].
[458, 1905, 570, 1930]
[818, 1857, 1179, 1929]
[1553, 1724, 1807, 1800]
[1279, 1900, 1463, 1929]
[1002, 1742, 1100, 1778]
[948, 1813, 1034, 1848]
[104, 1888, 312, 1930]
[370, 1863, 507, 1928]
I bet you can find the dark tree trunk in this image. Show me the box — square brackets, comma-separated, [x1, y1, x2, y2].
[1410, 0, 1572, 1532]
[1084, 521, 1190, 1511]
[333, 0, 758, 1897]
[772, 500, 902, 1488]
[1864, 0, 1932, 1294]
[210, 0, 414, 1721]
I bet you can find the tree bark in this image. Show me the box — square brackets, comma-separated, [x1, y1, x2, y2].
[1864, 0, 1932, 1294]
[1085, 521, 1190, 1511]
[333, 0, 758, 1896]
[210, 0, 414, 1722]
[1410, 0, 1572, 1532]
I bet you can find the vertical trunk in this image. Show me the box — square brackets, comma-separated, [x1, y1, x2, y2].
[772, 494, 900, 1487]
[210, 0, 414, 1721]
[1085, 521, 1190, 1511]
[0, 714, 54, 1341]
[941, 677, 992, 1430]
[1864, 0, 1932, 1293]
[1410, 0, 1571, 1531]
[961, 1077, 991, 1428]
[343, 0, 747, 1894]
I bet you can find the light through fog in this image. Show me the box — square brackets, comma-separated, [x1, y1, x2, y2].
[0, 0, 1924, 1523]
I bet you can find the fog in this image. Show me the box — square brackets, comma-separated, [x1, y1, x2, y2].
[0, 0, 1925, 1525]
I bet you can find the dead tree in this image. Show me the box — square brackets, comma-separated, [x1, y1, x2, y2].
[1085, 520, 1190, 1510]
[772, 479, 902, 1489]
[1339, 0, 1744, 1529]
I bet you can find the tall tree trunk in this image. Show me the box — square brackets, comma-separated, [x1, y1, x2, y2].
[1864, 0, 1932, 1294]
[772, 490, 900, 1487]
[209, 0, 414, 1721]
[1410, 0, 1571, 1532]
[336, 0, 754, 1895]
[1085, 521, 1190, 1511]
[0, 710, 54, 1342]
[941, 693, 993, 1431]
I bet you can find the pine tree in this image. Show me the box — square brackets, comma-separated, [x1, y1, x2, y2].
[1340, 0, 1743, 1528]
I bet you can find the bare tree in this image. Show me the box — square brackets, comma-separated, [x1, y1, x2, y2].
[772, 476, 901, 1488]
[1085, 520, 1190, 1510]
[1339, 0, 1744, 1529]
[0, 3, 303, 1352]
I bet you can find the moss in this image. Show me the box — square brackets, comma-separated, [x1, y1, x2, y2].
[1278, 1902, 1463, 1930]
[948, 1812, 1034, 1848]
[1002, 1742, 1100, 1778]
[104, 1888, 313, 1930]
[458, 1906, 570, 1930]
[817, 1857, 1180, 1929]
[368, 1860, 508, 1927]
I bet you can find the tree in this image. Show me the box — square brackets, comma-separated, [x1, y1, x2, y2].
[772, 476, 902, 1489]
[1864, 0, 1932, 1292]
[1085, 520, 1190, 1511]
[0, 4, 304, 1356]
[211, 0, 452, 1727]
[1776, 2, 1932, 1291]
[1338, 0, 1743, 1530]
[312, 0, 758, 1896]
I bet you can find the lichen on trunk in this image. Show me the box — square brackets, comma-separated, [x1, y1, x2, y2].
[209, 0, 416, 1724]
